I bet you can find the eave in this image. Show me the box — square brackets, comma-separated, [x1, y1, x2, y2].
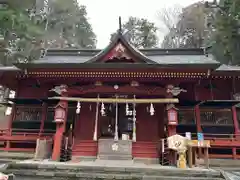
[14, 62, 220, 70]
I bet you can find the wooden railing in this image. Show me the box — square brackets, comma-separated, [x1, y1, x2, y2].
[178, 133, 236, 140]
[0, 128, 55, 152]
[177, 133, 240, 159]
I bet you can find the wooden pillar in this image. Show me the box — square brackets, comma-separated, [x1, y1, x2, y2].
[232, 106, 239, 159]
[132, 101, 136, 142]
[93, 102, 99, 141]
[232, 106, 239, 137]
[6, 104, 16, 150]
[39, 103, 47, 136]
[166, 104, 178, 165]
[6, 87, 18, 150]
[195, 105, 203, 158]
[167, 105, 178, 136]
[52, 100, 68, 161]
[195, 105, 202, 133]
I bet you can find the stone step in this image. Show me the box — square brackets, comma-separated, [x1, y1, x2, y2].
[3, 169, 225, 180]
[98, 154, 132, 160]
[5, 162, 223, 178]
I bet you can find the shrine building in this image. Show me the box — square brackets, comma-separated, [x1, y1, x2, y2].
[1, 28, 240, 163]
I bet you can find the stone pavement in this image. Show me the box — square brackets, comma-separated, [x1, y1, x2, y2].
[0, 159, 226, 180]
[18, 159, 211, 171]
[224, 172, 240, 180]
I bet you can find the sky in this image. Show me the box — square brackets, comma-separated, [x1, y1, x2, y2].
[79, 0, 204, 48]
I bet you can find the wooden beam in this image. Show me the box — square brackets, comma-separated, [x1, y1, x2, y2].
[48, 96, 179, 104]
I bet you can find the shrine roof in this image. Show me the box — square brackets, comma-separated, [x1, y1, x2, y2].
[10, 30, 220, 69]
[0, 66, 20, 71]
[12, 48, 219, 69]
[216, 64, 240, 72]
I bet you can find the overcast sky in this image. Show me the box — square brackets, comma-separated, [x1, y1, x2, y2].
[79, 0, 203, 48]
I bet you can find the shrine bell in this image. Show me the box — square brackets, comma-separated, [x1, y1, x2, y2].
[54, 101, 67, 123]
[167, 106, 178, 125]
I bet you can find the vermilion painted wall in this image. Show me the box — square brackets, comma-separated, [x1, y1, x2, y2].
[17, 86, 49, 99]
[74, 102, 96, 140]
[195, 79, 231, 100]
[73, 103, 164, 141]
[136, 104, 164, 141]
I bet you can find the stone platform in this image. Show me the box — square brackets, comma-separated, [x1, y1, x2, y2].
[98, 139, 132, 160]
[0, 160, 226, 180]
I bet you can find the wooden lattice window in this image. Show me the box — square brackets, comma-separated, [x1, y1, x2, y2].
[178, 108, 196, 125]
[200, 109, 233, 125]
[46, 107, 55, 122]
[15, 106, 42, 121]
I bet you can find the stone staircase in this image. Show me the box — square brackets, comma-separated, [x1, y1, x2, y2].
[132, 141, 158, 158]
[1, 161, 227, 180]
[72, 139, 97, 157]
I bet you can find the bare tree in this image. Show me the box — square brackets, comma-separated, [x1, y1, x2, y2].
[158, 5, 182, 33]
[159, 2, 213, 49]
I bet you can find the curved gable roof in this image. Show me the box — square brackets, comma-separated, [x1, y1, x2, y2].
[86, 30, 157, 64]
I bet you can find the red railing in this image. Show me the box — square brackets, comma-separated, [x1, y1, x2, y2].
[0, 128, 55, 152]
[175, 133, 240, 159]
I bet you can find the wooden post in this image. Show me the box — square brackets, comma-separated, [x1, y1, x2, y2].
[195, 105, 202, 133]
[204, 147, 209, 169]
[6, 86, 18, 150]
[195, 105, 203, 158]
[231, 106, 239, 159]
[6, 104, 16, 150]
[166, 104, 178, 165]
[93, 102, 99, 141]
[52, 100, 68, 161]
[39, 103, 47, 136]
[132, 101, 136, 142]
[52, 123, 65, 161]
[114, 102, 118, 141]
[232, 106, 239, 137]
[188, 146, 193, 168]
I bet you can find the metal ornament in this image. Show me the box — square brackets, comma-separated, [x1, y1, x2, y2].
[76, 101, 81, 114]
[100, 102, 105, 116]
[150, 103, 155, 116]
[49, 84, 67, 95]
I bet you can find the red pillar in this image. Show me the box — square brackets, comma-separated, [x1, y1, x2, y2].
[6, 104, 16, 150]
[166, 105, 178, 165]
[232, 106, 239, 137]
[232, 106, 239, 159]
[167, 106, 178, 136]
[52, 100, 68, 161]
[195, 104, 203, 158]
[39, 103, 47, 136]
[195, 105, 202, 133]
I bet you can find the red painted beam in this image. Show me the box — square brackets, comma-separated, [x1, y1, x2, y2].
[210, 140, 240, 147]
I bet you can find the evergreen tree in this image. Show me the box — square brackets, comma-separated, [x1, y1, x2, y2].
[110, 17, 158, 49]
[211, 0, 240, 65]
[46, 0, 96, 49]
[0, 0, 45, 64]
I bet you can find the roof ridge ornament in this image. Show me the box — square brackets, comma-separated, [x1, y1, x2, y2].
[118, 16, 122, 33]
